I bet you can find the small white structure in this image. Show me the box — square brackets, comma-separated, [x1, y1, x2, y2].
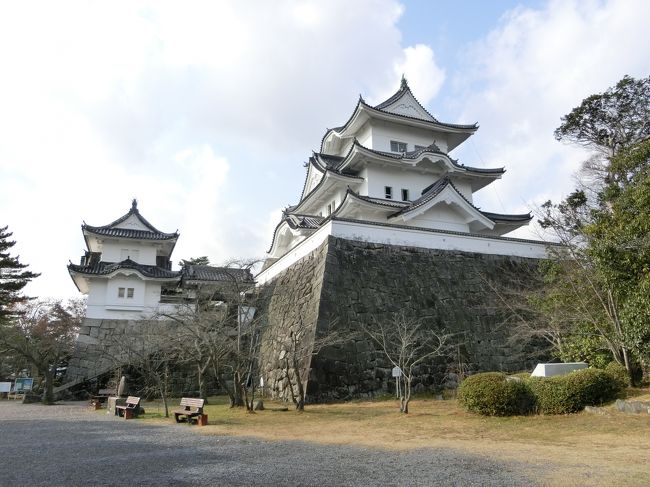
[531, 362, 588, 377]
[259, 77, 548, 283]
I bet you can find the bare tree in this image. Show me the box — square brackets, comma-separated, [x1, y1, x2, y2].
[362, 312, 451, 414]
[101, 320, 177, 417]
[276, 316, 344, 411]
[162, 258, 266, 411]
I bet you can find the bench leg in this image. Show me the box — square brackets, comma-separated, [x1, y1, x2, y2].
[124, 409, 134, 420]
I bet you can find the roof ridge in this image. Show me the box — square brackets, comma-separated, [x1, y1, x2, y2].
[86, 200, 176, 236]
[373, 76, 439, 123]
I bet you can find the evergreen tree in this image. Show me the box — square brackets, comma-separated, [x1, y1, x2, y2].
[534, 75, 650, 382]
[0, 226, 39, 324]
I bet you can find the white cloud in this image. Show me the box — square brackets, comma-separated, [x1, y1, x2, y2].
[368, 44, 446, 106]
[0, 0, 419, 299]
[452, 0, 650, 237]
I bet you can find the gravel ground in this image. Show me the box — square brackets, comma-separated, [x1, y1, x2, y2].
[0, 400, 546, 486]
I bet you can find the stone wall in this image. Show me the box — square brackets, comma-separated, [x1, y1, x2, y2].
[66, 318, 213, 397]
[259, 239, 328, 401]
[65, 318, 134, 383]
[261, 236, 544, 402]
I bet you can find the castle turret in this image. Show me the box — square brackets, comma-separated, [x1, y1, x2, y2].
[260, 79, 540, 283]
[68, 199, 181, 319]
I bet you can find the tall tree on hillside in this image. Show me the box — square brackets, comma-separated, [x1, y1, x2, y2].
[554, 75, 650, 156]
[0, 226, 39, 324]
[531, 75, 650, 382]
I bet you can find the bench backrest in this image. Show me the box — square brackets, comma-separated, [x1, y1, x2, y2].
[125, 396, 141, 406]
[179, 397, 205, 409]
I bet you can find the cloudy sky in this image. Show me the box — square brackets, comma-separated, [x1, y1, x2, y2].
[1, 0, 649, 299]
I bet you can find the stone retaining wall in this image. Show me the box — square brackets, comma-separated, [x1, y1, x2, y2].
[261, 236, 545, 402]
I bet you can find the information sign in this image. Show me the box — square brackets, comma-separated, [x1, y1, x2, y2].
[15, 378, 33, 392]
[391, 366, 402, 378]
[0, 382, 11, 393]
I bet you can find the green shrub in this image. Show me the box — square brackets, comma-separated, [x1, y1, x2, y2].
[604, 361, 629, 389]
[529, 368, 622, 414]
[568, 368, 621, 405]
[528, 376, 580, 414]
[458, 372, 535, 416]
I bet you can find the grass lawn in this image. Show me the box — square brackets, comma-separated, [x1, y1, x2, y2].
[137, 390, 650, 486]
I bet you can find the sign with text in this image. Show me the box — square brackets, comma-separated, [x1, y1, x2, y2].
[0, 382, 11, 393]
[14, 378, 33, 392]
[391, 366, 402, 378]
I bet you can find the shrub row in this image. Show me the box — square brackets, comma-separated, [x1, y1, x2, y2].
[458, 366, 624, 416]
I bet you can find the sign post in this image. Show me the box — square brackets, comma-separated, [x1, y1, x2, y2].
[391, 366, 402, 398]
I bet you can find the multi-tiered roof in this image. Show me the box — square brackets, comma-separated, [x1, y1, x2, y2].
[266, 78, 532, 261]
[69, 200, 180, 293]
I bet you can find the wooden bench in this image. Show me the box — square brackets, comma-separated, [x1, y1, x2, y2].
[115, 396, 141, 419]
[173, 398, 206, 425]
[90, 388, 116, 410]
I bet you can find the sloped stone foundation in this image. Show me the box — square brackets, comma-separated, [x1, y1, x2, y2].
[260, 236, 544, 402]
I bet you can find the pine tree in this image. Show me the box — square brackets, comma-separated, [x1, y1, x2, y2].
[0, 226, 39, 324]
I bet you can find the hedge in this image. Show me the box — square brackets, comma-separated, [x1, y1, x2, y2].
[459, 368, 623, 416]
[457, 372, 535, 416]
[529, 368, 621, 414]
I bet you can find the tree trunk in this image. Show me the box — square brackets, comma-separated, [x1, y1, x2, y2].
[42, 366, 55, 405]
[402, 377, 411, 414]
[212, 364, 236, 407]
[232, 371, 245, 407]
[292, 356, 305, 411]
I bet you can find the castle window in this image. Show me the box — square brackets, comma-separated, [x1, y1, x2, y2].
[127, 288, 134, 298]
[385, 186, 393, 199]
[390, 140, 407, 153]
[118, 287, 125, 298]
[401, 189, 409, 201]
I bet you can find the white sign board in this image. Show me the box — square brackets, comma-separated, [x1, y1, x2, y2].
[0, 382, 11, 393]
[391, 366, 402, 378]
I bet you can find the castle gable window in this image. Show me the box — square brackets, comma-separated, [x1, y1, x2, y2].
[401, 189, 409, 201]
[118, 287, 134, 298]
[385, 186, 393, 199]
[390, 140, 407, 153]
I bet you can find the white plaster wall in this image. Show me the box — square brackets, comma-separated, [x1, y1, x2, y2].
[257, 219, 549, 285]
[257, 222, 333, 285]
[355, 122, 372, 147]
[114, 214, 149, 231]
[407, 206, 470, 232]
[86, 280, 107, 307]
[315, 187, 349, 218]
[369, 120, 448, 153]
[364, 165, 437, 201]
[448, 177, 473, 202]
[101, 240, 157, 265]
[85, 276, 173, 320]
[105, 275, 146, 308]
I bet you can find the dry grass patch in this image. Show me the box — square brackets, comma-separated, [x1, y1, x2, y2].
[141, 391, 650, 486]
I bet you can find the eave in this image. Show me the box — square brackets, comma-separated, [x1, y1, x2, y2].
[292, 169, 363, 215]
[321, 99, 478, 154]
[333, 140, 503, 191]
